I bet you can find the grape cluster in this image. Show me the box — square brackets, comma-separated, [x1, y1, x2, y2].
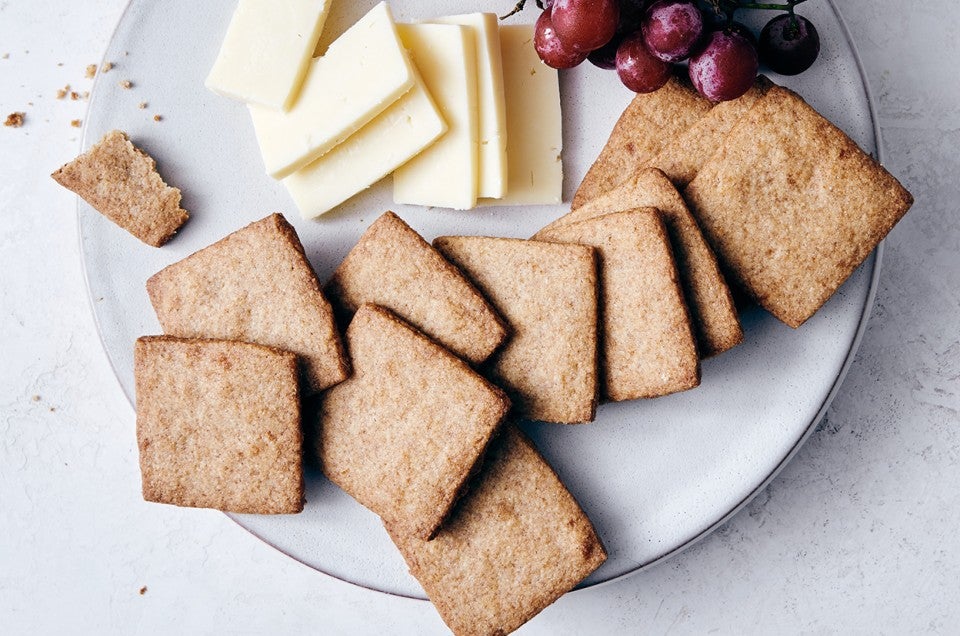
[529, 0, 821, 102]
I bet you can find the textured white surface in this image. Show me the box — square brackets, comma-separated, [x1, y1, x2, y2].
[1, 1, 957, 634]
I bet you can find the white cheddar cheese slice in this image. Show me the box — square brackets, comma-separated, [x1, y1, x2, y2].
[206, 0, 332, 111]
[431, 13, 508, 199]
[480, 24, 563, 206]
[284, 70, 447, 219]
[249, 2, 415, 179]
[393, 24, 480, 211]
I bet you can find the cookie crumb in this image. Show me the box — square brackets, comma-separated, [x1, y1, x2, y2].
[56, 85, 70, 99]
[71, 119, 82, 128]
[85, 64, 97, 78]
[70, 91, 79, 101]
[153, 114, 162, 122]
[31, 395, 41, 402]
[119, 80, 132, 89]
[138, 102, 148, 110]
[139, 586, 148, 595]
[82, 91, 90, 100]
[4, 112, 24, 128]
[102, 61, 114, 73]
[49, 406, 56, 413]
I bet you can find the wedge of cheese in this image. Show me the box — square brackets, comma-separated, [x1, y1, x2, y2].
[393, 24, 480, 211]
[249, 2, 416, 179]
[480, 24, 563, 206]
[206, 0, 332, 111]
[284, 68, 447, 219]
[431, 13, 508, 199]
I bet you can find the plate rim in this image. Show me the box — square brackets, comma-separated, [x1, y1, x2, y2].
[75, 0, 884, 601]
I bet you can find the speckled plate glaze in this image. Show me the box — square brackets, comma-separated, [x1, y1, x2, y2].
[79, 0, 882, 599]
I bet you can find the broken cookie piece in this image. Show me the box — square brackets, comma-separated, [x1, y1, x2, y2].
[52, 130, 188, 247]
[134, 336, 303, 514]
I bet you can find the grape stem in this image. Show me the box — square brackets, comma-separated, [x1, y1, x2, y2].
[706, 0, 809, 16]
[500, 0, 544, 20]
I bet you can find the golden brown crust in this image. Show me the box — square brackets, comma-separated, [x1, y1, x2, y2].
[316, 304, 511, 540]
[51, 130, 188, 247]
[648, 76, 774, 188]
[685, 86, 914, 328]
[324, 212, 508, 365]
[134, 336, 303, 514]
[389, 425, 607, 636]
[434, 236, 599, 424]
[539, 167, 743, 357]
[538, 209, 700, 401]
[146, 213, 349, 392]
[572, 76, 711, 210]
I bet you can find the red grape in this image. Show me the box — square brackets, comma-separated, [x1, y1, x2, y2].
[551, 0, 620, 52]
[616, 31, 671, 93]
[534, 9, 589, 69]
[759, 13, 820, 76]
[641, 0, 704, 63]
[688, 28, 758, 101]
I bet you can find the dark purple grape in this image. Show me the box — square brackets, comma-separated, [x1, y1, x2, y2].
[534, 9, 589, 69]
[688, 28, 758, 101]
[725, 21, 757, 47]
[641, 0, 704, 62]
[551, 0, 620, 52]
[759, 13, 820, 75]
[616, 31, 671, 93]
[618, 0, 649, 34]
[588, 33, 623, 69]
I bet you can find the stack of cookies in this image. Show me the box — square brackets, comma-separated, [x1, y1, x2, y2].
[572, 76, 913, 329]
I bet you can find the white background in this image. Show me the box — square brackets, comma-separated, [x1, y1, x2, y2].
[2, 1, 958, 634]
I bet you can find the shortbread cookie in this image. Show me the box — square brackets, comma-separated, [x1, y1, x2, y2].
[135, 336, 303, 514]
[685, 86, 914, 327]
[316, 304, 510, 540]
[52, 130, 188, 246]
[434, 236, 599, 424]
[147, 213, 348, 392]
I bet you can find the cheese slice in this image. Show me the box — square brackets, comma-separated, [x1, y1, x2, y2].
[206, 0, 332, 111]
[249, 2, 416, 179]
[480, 24, 563, 206]
[284, 69, 447, 219]
[393, 24, 480, 211]
[431, 13, 508, 199]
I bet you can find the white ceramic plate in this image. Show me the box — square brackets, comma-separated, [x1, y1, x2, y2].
[80, 0, 882, 598]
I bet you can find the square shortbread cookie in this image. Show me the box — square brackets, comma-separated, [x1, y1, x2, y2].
[315, 304, 510, 540]
[389, 425, 606, 636]
[434, 236, 599, 424]
[134, 336, 303, 514]
[538, 209, 700, 400]
[539, 167, 742, 357]
[685, 86, 914, 328]
[325, 211, 507, 365]
[146, 213, 349, 392]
